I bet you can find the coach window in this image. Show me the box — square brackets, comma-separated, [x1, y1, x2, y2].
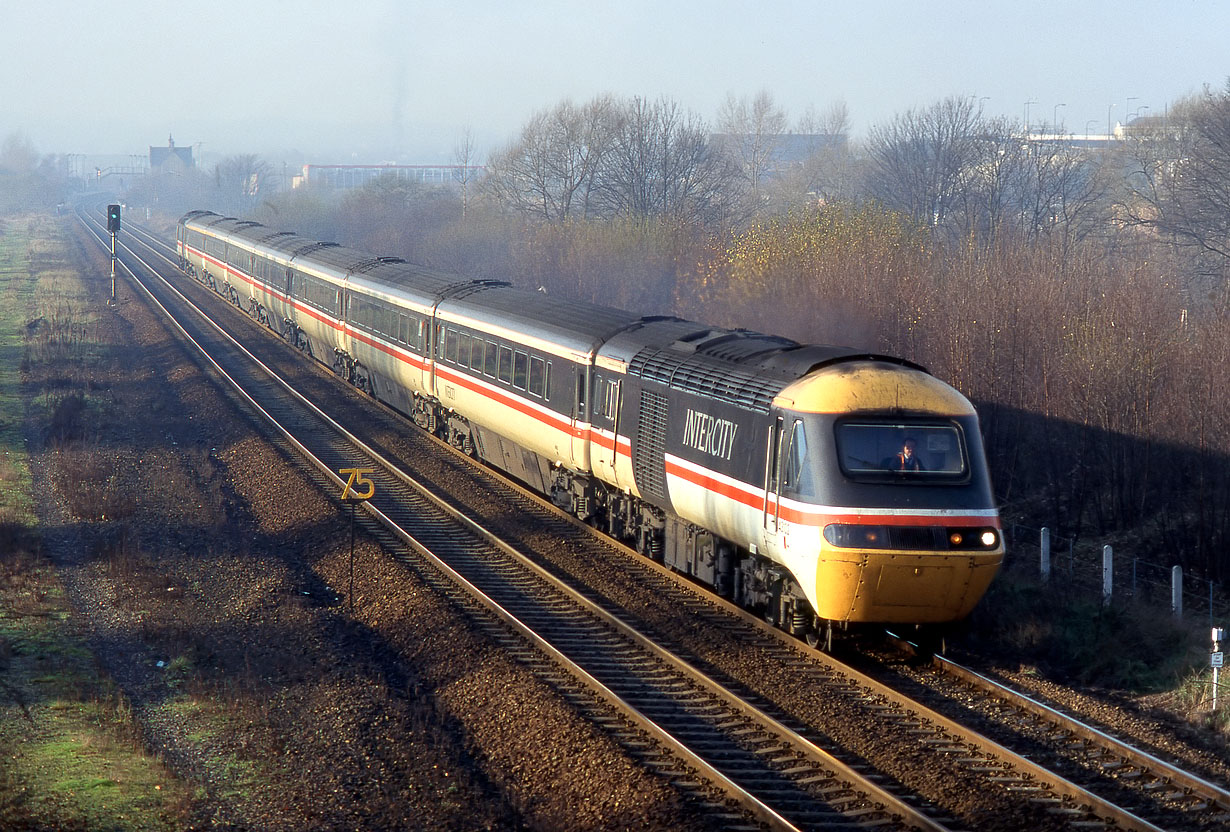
[469, 338, 485, 372]
[529, 357, 546, 398]
[498, 346, 513, 384]
[445, 329, 459, 363]
[575, 369, 588, 419]
[513, 351, 528, 390]
[457, 334, 471, 368]
[484, 341, 498, 377]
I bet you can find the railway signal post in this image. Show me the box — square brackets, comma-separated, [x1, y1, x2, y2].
[106, 203, 121, 303]
[339, 467, 376, 612]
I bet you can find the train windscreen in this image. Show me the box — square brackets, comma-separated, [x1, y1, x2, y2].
[835, 422, 967, 479]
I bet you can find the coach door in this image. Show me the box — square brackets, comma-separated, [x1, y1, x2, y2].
[570, 364, 590, 468]
[762, 416, 784, 534]
[592, 372, 621, 484]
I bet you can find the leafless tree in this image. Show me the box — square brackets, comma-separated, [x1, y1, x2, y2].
[770, 101, 856, 208]
[594, 96, 732, 224]
[482, 97, 619, 221]
[863, 95, 984, 236]
[1120, 82, 1230, 275]
[0, 131, 66, 212]
[452, 126, 479, 222]
[0, 130, 40, 173]
[715, 90, 789, 216]
[213, 154, 271, 216]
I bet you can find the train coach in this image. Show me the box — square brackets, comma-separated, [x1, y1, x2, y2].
[177, 210, 1003, 647]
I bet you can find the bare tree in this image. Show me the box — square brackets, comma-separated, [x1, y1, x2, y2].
[482, 97, 618, 221]
[771, 100, 855, 208]
[716, 90, 789, 216]
[452, 126, 479, 222]
[0, 130, 40, 174]
[0, 131, 66, 212]
[1121, 82, 1230, 270]
[864, 96, 984, 235]
[594, 96, 731, 224]
[213, 154, 271, 216]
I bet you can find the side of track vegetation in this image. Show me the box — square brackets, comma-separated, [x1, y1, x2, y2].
[0, 214, 195, 830]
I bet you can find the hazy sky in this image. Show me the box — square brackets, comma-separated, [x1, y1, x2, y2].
[3, 0, 1227, 164]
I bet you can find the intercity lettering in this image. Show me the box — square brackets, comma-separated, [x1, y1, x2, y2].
[681, 409, 738, 461]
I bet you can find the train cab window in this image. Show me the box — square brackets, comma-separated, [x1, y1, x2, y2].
[497, 346, 513, 383]
[457, 334, 472, 368]
[781, 420, 816, 498]
[484, 341, 498, 377]
[445, 329, 459, 363]
[529, 357, 547, 398]
[513, 351, 528, 390]
[835, 422, 968, 480]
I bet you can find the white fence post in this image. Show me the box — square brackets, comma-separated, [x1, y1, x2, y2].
[1102, 545, 1114, 607]
[1040, 527, 1051, 583]
[1172, 565, 1183, 618]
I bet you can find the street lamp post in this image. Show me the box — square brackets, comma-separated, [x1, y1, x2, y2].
[1052, 103, 1066, 132]
[1108, 103, 1116, 139]
[1024, 99, 1038, 131]
[1085, 119, 1098, 137]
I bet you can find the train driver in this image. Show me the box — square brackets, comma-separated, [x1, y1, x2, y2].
[885, 438, 924, 472]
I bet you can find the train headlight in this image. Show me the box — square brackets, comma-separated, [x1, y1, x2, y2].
[823, 524, 1002, 551]
[823, 524, 891, 549]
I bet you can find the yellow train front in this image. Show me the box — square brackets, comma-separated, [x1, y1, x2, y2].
[614, 329, 1004, 636]
[762, 360, 1003, 626]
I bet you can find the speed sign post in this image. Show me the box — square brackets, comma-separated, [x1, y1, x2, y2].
[339, 467, 375, 611]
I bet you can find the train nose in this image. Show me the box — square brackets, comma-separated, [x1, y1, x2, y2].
[814, 548, 1003, 623]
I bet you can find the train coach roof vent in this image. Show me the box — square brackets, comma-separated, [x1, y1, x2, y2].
[289, 241, 339, 257]
[628, 348, 785, 412]
[233, 220, 263, 229]
[348, 256, 405, 275]
[444, 279, 512, 299]
[258, 231, 297, 244]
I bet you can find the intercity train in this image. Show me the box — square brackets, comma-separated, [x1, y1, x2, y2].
[177, 209, 1003, 647]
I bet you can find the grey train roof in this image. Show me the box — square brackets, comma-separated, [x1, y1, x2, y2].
[438, 285, 641, 357]
[181, 210, 925, 410]
[602, 318, 925, 413]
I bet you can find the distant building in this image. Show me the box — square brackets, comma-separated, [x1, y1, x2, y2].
[293, 163, 485, 191]
[149, 135, 194, 173]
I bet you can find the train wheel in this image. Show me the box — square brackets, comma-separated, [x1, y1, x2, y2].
[806, 621, 834, 651]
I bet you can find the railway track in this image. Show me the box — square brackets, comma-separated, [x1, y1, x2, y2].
[80, 207, 1230, 831]
[80, 211, 944, 830]
[879, 634, 1230, 829]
